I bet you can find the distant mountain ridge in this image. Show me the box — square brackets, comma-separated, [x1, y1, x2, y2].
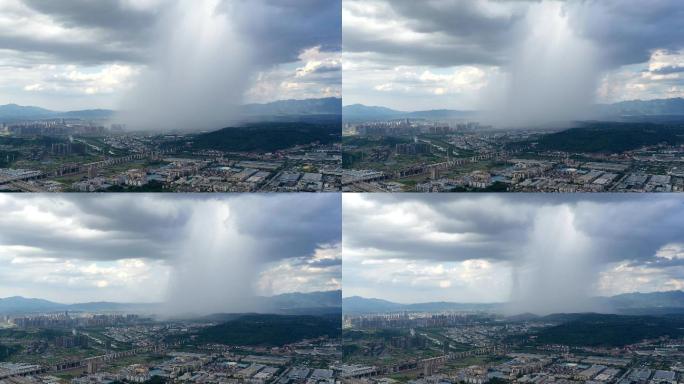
[0, 98, 340, 123]
[344, 290, 684, 315]
[0, 296, 156, 314]
[596, 97, 684, 116]
[343, 104, 403, 120]
[597, 290, 684, 311]
[344, 97, 684, 122]
[343, 296, 502, 314]
[342, 104, 475, 122]
[4, 97, 683, 124]
[0, 104, 114, 122]
[0, 290, 341, 315]
[265, 290, 341, 310]
[243, 97, 341, 116]
[0, 296, 65, 312]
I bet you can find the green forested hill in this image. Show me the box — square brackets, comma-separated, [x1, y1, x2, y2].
[533, 122, 684, 153]
[195, 313, 341, 346]
[191, 122, 340, 152]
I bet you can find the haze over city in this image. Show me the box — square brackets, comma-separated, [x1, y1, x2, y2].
[0, 194, 341, 314]
[343, 194, 684, 314]
[343, 0, 684, 125]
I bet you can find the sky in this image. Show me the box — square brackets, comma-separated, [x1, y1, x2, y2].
[343, 0, 684, 112]
[343, 194, 684, 313]
[0, 0, 341, 111]
[0, 194, 341, 313]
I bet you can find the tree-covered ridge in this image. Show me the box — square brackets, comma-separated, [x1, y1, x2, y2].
[195, 313, 341, 347]
[190, 122, 340, 152]
[532, 314, 684, 347]
[533, 122, 684, 153]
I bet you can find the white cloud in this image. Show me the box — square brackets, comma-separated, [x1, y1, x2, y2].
[343, 255, 509, 304]
[295, 46, 341, 78]
[19, 64, 141, 95]
[598, 262, 684, 296]
[0, 252, 170, 303]
[0, 61, 142, 109]
[246, 46, 341, 103]
[598, 49, 684, 103]
[343, 51, 498, 110]
[258, 243, 342, 296]
[656, 243, 684, 261]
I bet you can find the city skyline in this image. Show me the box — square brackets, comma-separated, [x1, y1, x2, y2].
[343, 0, 684, 118]
[343, 194, 684, 313]
[0, 194, 341, 312]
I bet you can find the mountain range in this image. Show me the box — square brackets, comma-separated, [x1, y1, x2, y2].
[596, 97, 684, 117]
[4, 97, 681, 124]
[243, 97, 341, 116]
[343, 296, 502, 314]
[343, 97, 684, 122]
[0, 290, 341, 315]
[0, 98, 342, 123]
[0, 104, 114, 122]
[344, 290, 684, 316]
[342, 104, 476, 122]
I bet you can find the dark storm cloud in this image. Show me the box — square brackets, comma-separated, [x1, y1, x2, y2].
[651, 66, 684, 75]
[343, 194, 684, 268]
[571, 197, 684, 266]
[344, 0, 684, 70]
[391, 0, 521, 40]
[0, 195, 176, 261]
[3, 0, 340, 67]
[0, 194, 340, 264]
[0, 0, 155, 65]
[344, 194, 538, 262]
[228, 194, 341, 262]
[384, 0, 524, 66]
[0, 34, 146, 65]
[568, 0, 684, 67]
[310, 258, 342, 268]
[22, 0, 158, 33]
[224, 0, 341, 66]
[343, 0, 526, 67]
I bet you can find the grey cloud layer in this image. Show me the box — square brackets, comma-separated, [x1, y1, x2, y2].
[568, 0, 684, 67]
[3, 0, 156, 65]
[225, 0, 341, 66]
[344, 0, 524, 67]
[4, 0, 341, 67]
[344, 194, 684, 269]
[0, 194, 340, 264]
[344, 0, 684, 70]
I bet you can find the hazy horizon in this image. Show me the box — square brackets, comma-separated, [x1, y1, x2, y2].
[1, 288, 342, 305]
[342, 95, 684, 112]
[0, 95, 342, 112]
[342, 288, 683, 305]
